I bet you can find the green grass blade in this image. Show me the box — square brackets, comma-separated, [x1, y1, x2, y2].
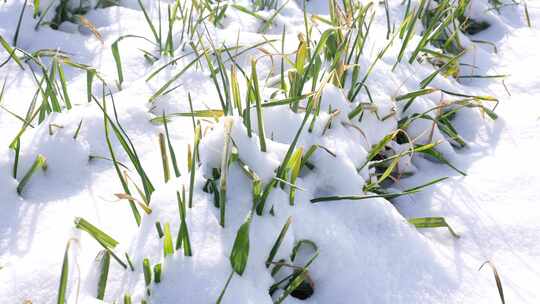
[0, 34, 25, 70]
[219, 118, 234, 227]
[163, 114, 181, 177]
[230, 4, 266, 21]
[524, 1, 532, 27]
[408, 217, 459, 238]
[149, 52, 206, 102]
[359, 131, 397, 171]
[216, 271, 234, 304]
[230, 65, 242, 116]
[259, 0, 289, 33]
[33, 0, 39, 18]
[13, 0, 27, 47]
[111, 40, 123, 89]
[230, 213, 252, 276]
[56, 60, 72, 109]
[163, 223, 174, 257]
[189, 125, 201, 208]
[276, 247, 318, 303]
[101, 97, 141, 225]
[288, 148, 303, 205]
[96, 93, 155, 203]
[151, 110, 224, 124]
[395, 88, 438, 101]
[137, 0, 160, 46]
[17, 154, 47, 195]
[159, 133, 171, 183]
[175, 190, 192, 256]
[311, 177, 448, 203]
[111, 35, 157, 90]
[57, 240, 73, 304]
[85, 69, 95, 104]
[143, 258, 152, 286]
[250, 59, 267, 152]
[417, 146, 466, 176]
[265, 217, 291, 267]
[11, 138, 20, 179]
[75, 217, 119, 249]
[154, 263, 162, 283]
[96, 250, 111, 300]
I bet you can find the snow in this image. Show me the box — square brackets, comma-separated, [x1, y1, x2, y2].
[0, 0, 539, 303]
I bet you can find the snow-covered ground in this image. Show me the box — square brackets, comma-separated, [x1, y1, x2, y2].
[0, 0, 539, 303]
[396, 14, 540, 301]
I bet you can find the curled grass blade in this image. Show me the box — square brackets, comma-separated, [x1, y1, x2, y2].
[479, 260, 506, 304]
[16, 154, 47, 195]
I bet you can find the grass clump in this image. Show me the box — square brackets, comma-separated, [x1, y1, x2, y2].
[34, 0, 117, 30]
[175, 189, 192, 256]
[270, 239, 319, 302]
